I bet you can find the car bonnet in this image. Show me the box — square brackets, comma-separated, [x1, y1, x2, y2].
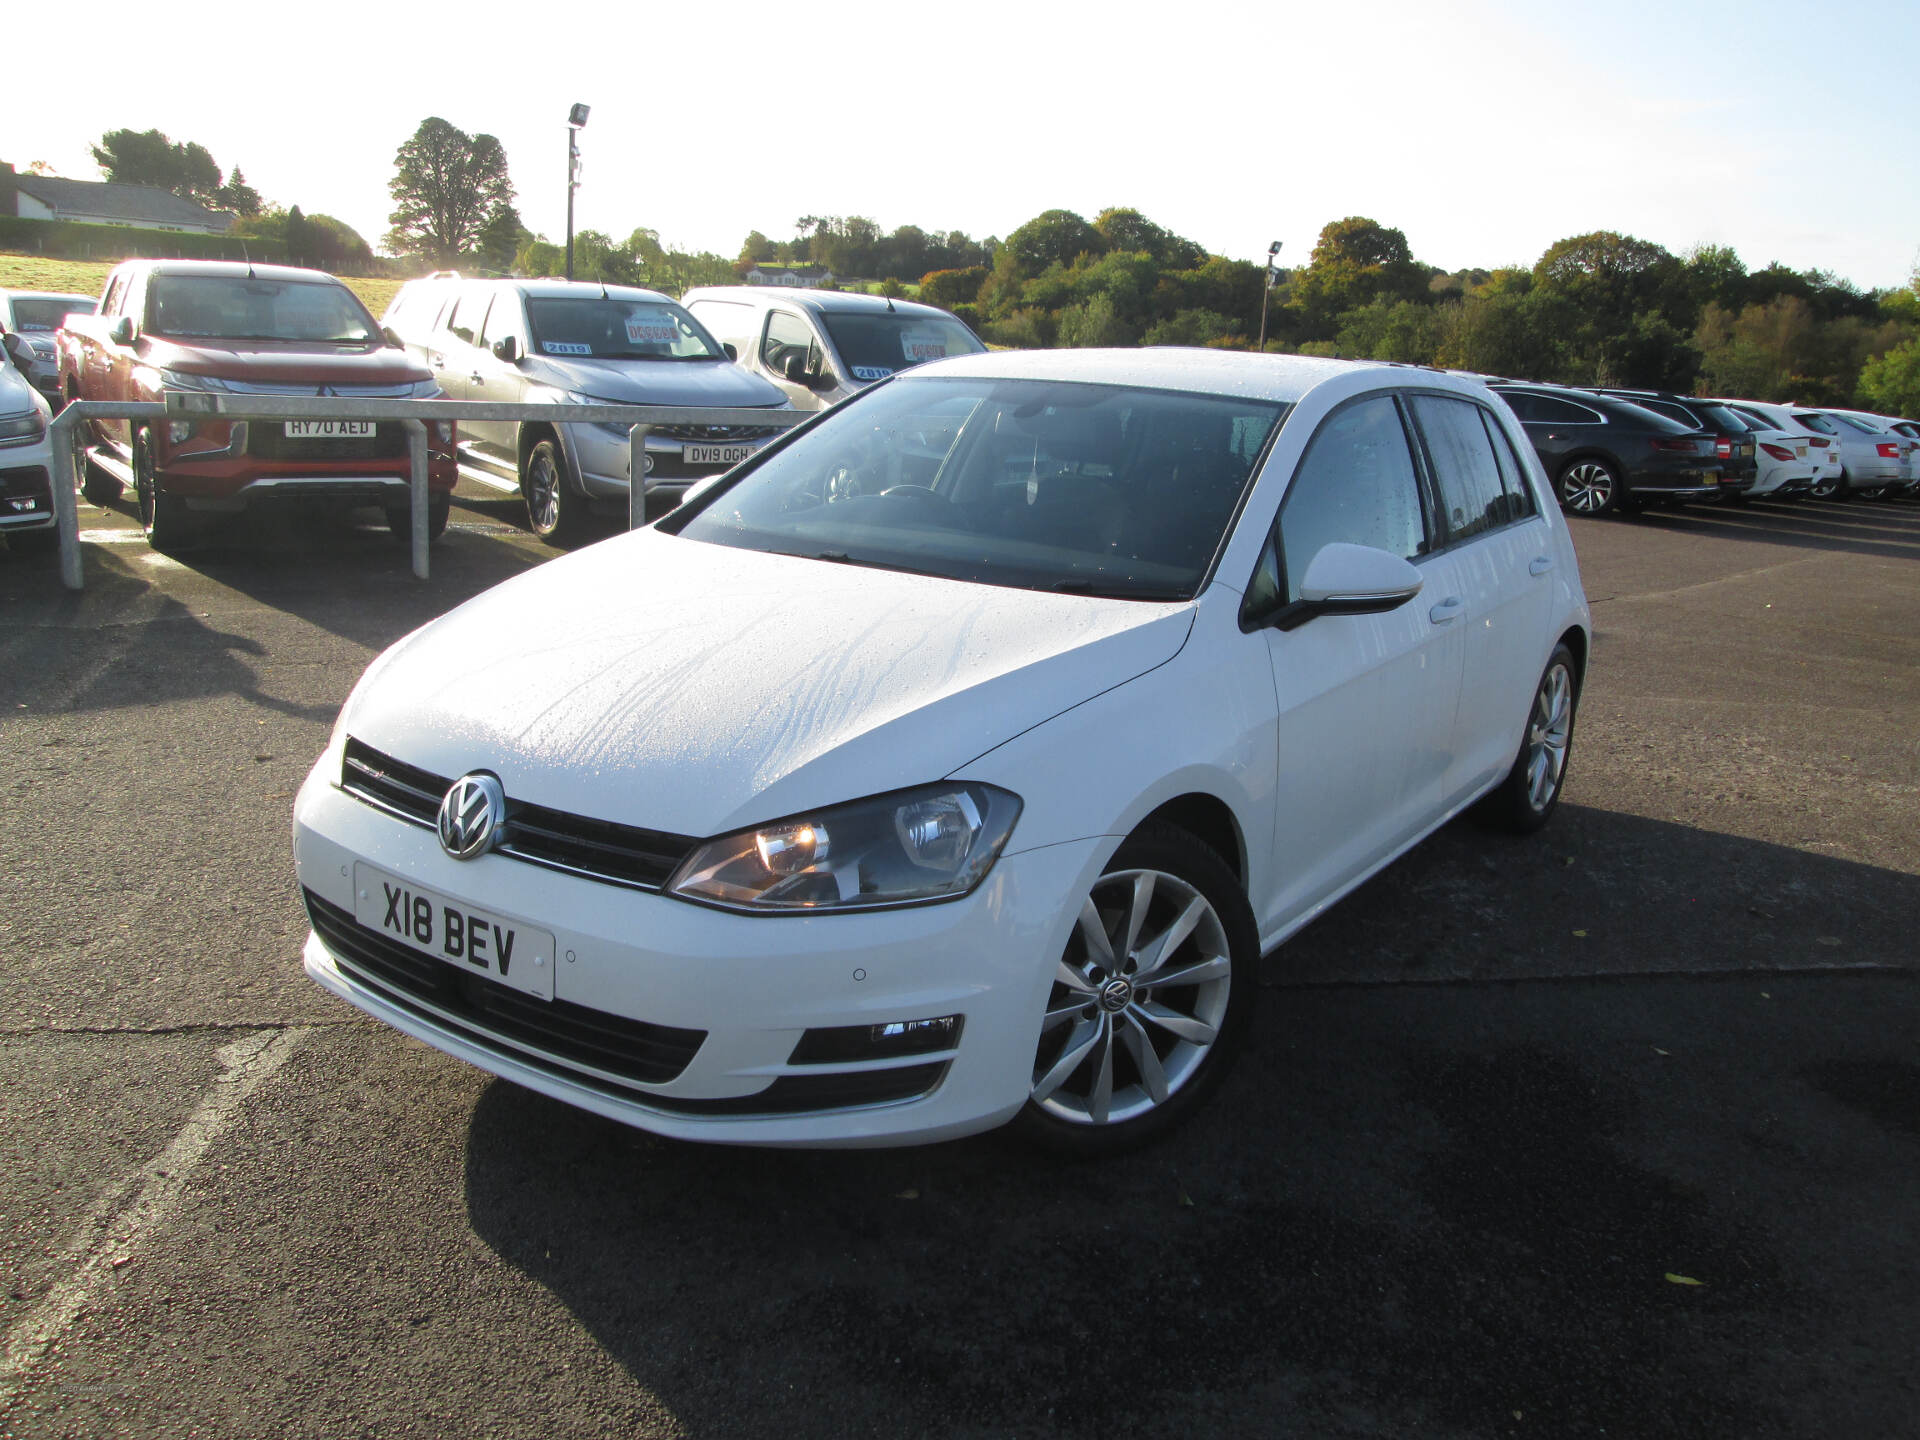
[521, 354, 787, 408]
[342, 529, 1195, 839]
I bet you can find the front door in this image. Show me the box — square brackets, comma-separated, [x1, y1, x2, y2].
[1253, 392, 1465, 938]
[760, 309, 830, 411]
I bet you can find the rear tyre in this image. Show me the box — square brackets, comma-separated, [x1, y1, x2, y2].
[523, 437, 589, 547]
[1556, 458, 1623, 517]
[385, 498, 451, 542]
[1474, 643, 1579, 835]
[134, 426, 197, 553]
[1014, 823, 1256, 1157]
[1809, 470, 1845, 501]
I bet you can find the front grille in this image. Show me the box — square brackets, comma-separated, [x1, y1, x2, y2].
[304, 890, 705, 1087]
[341, 738, 698, 892]
[651, 423, 780, 443]
[249, 422, 408, 462]
[1, 465, 51, 499]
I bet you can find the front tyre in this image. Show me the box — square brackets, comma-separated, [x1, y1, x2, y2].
[385, 497, 450, 542]
[134, 425, 196, 553]
[1015, 823, 1256, 1156]
[1475, 642, 1579, 834]
[523, 437, 588, 547]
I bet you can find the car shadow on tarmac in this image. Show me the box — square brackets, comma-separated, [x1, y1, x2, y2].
[458, 809, 1919, 1440]
[1625, 494, 1920, 562]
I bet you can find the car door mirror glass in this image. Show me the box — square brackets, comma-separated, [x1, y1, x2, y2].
[722, 341, 737, 361]
[780, 351, 810, 383]
[110, 316, 134, 346]
[491, 335, 518, 362]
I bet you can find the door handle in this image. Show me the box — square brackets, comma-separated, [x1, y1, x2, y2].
[1529, 556, 1554, 576]
[1429, 597, 1465, 624]
[429, 355, 445, 368]
[469, 374, 485, 386]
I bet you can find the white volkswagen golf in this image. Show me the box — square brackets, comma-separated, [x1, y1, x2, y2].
[294, 350, 1590, 1152]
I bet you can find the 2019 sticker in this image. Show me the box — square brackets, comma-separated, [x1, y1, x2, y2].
[851, 366, 893, 381]
[543, 342, 592, 355]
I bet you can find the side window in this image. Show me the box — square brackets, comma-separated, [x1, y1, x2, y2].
[1498, 391, 1540, 423]
[1479, 409, 1539, 521]
[1411, 394, 1507, 543]
[478, 292, 525, 351]
[762, 310, 818, 377]
[689, 300, 754, 349]
[101, 273, 129, 318]
[1274, 395, 1428, 604]
[445, 289, 491, 346]
[1640, 400, 1696, 427]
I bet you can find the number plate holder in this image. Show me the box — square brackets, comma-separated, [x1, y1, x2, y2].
[352, 863, 555, 1001]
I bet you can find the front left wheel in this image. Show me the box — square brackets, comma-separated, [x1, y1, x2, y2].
[1016, 823, 1256, 1155]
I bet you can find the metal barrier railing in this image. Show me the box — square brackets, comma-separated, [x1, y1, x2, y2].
[47, 395, 811, 590]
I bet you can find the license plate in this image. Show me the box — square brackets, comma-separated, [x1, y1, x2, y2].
[286, 420, 375, 439]
[352, 862, 555, 1000]
[683, 443, 757, 466]
[1703, 470, 1721, 484]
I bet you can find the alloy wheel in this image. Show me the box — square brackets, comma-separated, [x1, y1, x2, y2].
[1560, 462, 1615, 514]
[1031, 868, 1232, 1127]
[1526, 661, 1574, 811]
[526, 448, 560, 533]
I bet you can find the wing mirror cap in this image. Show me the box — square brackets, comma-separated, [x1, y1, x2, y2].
[1296, 542, 1424, 608]
[109, 316, 135, 346]
[721, 341, 738, 361]
[491, 335, 519, 362]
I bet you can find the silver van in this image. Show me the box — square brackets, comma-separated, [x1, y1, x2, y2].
[680, 287, 985, 412]
[382, 276, 790, 543]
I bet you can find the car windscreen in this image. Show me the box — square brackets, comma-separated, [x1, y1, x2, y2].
[526, 298, 721, 360]
[145, 277, 377, 342]
[11, 298, 96, 330]
[670, 376, 1288, 601]
[818, 314, 983, 381]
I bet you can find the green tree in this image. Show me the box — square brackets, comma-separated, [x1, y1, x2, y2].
[517, 238, 565, 277]
[1141, 309, 1239, 347]
[1004, 209, 1106, 274]
[1857, 337, 1920, 416]
[90, 128, 224, 203]
[1529, 231, 1690, 384]
[737, 230, 776, 263]
[919, 267, 988, 309]
[476, 202, 530, 273]
[1093, 208, 1206, 268]
[1334, 297, 1441, 363]
[1290, 217, 1429, 336]
[1056, 293, 1134, 348]
[214, 167, 263, 218]
[386, 117, 515, 264]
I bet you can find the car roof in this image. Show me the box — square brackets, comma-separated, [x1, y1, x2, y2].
[681, 286, 961, 320]
[900, 347, 1476, 405]
[123, 260, 343, 284]
[401, 276, 676, 305]
[4, 290, 96, 304]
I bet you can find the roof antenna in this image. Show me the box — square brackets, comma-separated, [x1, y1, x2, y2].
[238, 238, 254, 277]
[885, 294, 895, 312]
[600, 280, 609, 299]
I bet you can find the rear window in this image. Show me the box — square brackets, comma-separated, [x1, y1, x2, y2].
[10, 298, 96, 330]
[1791, 412, 1839, 435]
[819, 313, 984, 381]
[1826, 413, 1882, 435]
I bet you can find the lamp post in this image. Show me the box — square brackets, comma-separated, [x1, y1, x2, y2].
[565, 102, 590, 281]
[1256, 240, 1282, 352]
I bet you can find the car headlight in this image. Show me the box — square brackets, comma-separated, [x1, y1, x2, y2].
[148, 368, 229, 393]
[0, 410, 45, 444]
[666, 783, 1022, 913]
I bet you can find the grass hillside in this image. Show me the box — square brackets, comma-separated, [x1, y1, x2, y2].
[0, 254, 403, 319]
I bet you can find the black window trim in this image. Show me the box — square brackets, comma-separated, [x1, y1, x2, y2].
[1401, 386, 1545, 553]
[1496, 387, 1608, 427]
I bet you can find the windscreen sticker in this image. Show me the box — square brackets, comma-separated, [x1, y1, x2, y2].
[543, 341, 592, 355]
[851, 365, 894, 381]
[625, 315, 680, 345]
[897, 328, 949, 364]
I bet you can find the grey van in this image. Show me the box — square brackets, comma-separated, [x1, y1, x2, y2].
[382, 277, 790, 543]
[680, 287, 984, 412]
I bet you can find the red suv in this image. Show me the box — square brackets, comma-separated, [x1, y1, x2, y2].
[59, 261, 456, 550]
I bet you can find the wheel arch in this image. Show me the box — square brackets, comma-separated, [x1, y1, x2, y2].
[517, 422, 582, 493]
[1135, 792, 1247, 887]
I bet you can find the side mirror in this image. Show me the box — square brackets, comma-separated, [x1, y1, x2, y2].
[109, 315, 135, 346]
[780, 351, 810, 383]
[722, 341, 737, 361]
[807, 367, 838, 392]
[1255, 542, 1423, 631]
[491, 335, 518, 362]
[1294, 542, 1423, 616]
[382, 325, 405, 349]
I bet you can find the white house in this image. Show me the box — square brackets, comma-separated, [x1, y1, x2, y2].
[744, 263, 835, 288]
[9, 173, 232, 235]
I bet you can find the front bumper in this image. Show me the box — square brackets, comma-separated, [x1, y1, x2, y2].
[293, 755, 1099, 1147]
[155, 418, 458, 505]
[569, 421, 779, 507]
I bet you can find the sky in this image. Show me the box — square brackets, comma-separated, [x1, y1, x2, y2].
[12, 0, 1919, 290]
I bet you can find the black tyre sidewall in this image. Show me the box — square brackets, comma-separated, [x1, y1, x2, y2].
[1477, 642, 1579, 835]
[1012, 822, 1257, 1157]
[1558, 459, 1621, 517]
[525, 438, 584, 546]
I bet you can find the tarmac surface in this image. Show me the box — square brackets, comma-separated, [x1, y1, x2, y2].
[1, 485, 1916, 1439]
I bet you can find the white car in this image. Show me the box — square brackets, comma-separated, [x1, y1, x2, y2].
[0, 289, 96, 407]
[293, 351, 1591, 1151]
[0, 345, 56, 541]
[1719, 400, 1850, 498]
[1820, 409, 1918, 495]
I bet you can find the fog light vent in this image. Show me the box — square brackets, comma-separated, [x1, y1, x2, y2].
[789, 1015, 963, 1065]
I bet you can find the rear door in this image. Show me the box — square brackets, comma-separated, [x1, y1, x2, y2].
[1406, 393, 1558, 803]
[1253, 390, 1465, 934]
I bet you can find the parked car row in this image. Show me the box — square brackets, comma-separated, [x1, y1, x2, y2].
[0, 330, 56, 545]
[1477, 377, 1919, 516]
